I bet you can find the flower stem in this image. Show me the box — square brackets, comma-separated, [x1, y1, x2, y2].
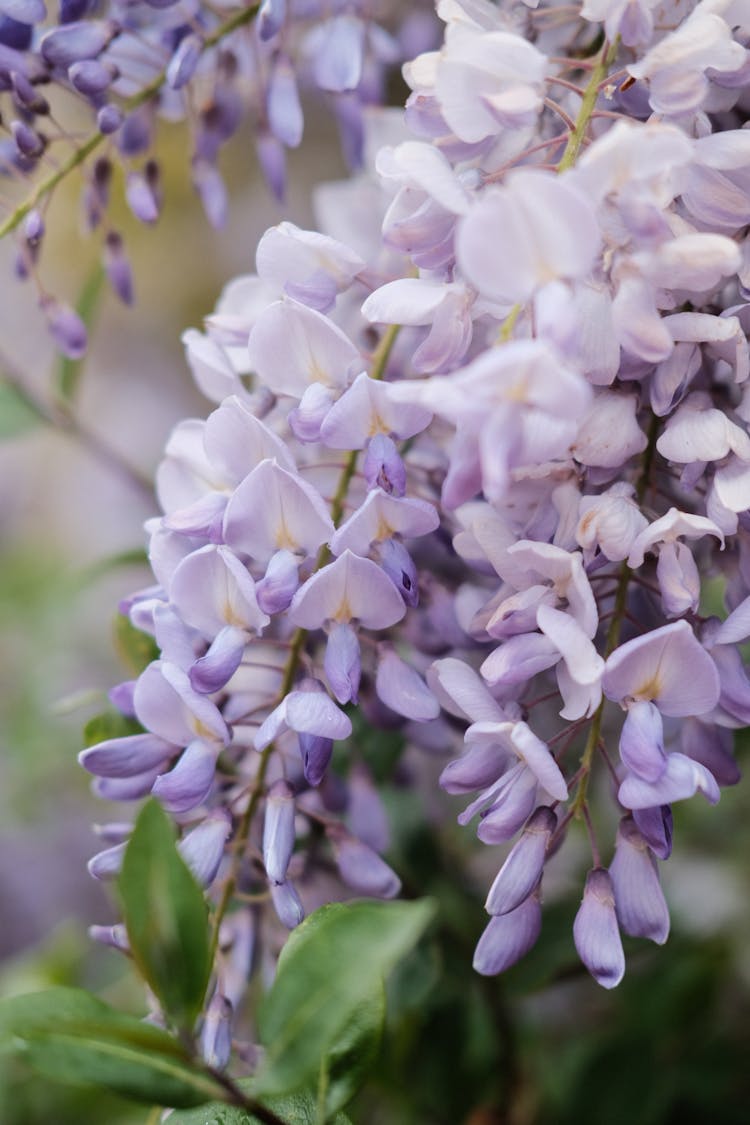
[557, 37, 619, 173]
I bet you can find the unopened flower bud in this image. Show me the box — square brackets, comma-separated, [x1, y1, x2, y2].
[379, 538, 419, 607]
[178, 809, 231, 887]
[11, 119, 44, 158]
[262, 779, 296, 884]
[327, 825, 401, 898]
[270, 879, 304, 929]
[573, 868, 625, 989]
[485, 806, 556, 916]
[167, 32, 202, 90]
[200, 993, 233, 1071]
[103, 230, 133, 306]
[473, 893, 542, 976]
[97, 103, 122, 134]
[363, 434, 406, 496]
[610, 817, 670, 944]
[41, 297, 87, 358]
[40, 20, 117, 68]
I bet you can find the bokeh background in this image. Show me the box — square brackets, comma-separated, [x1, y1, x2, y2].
[2, 102, 750, 1125]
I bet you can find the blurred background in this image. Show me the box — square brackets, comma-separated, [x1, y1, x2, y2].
[1, 105, 750, 1125]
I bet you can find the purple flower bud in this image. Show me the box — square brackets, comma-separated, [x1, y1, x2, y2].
[89, 923, 129, 951]
[200, 993, 233, 1071]
[262, 779, 296, 884]
[178, 809, 231, 887]
[346, 762, 390, 852]
[126, 169, 159, 225]
[79, 732, 175, 779]
[40, 20, 117, 68]
[108, 679, 136, 715]
[103, 230, 133, 306]
[256, 549, 299, 615]
[257, 0, 285, 41]
[633, 803, 673, 860]
[324, 622, 361, 705]
[379, 538, 419, 607]
[96, 103, 122, 135]
[363, 434, 406, 496]
[87, 841, 126, 880]
[117, 106, 152, 156]
[60, 0, 93, 21]
[267, 55, 303, 149]
[11, 69, 48, 113]
[167, 32, 202, 90]
[0, 16, 32, 50]
[610, 817, 670, 944]
[68, 58, 114, 96]
[41, 297, 87, 359]
[270, 879, 304, 929]
[0, 0, 45, 24]
[11, 119, 44, 158]
[298, 730, 333, 787]
[485, 806, 556, 916]
[24, 207, 43, 245]
[192, 158, 227, 230]
[256, 130, 286, 201]
[473, 893, 542, 976]
[573, 868, 625, 989]
[327, 825, 401, 899]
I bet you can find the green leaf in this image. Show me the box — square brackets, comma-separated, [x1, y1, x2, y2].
[119, 799, 211, 1032]
[0, 378, 42, 439]
[56, 265, 105, 403]
[114, 612, 160, 675]
[169, 1085, 353, 1125]
[83, 708, 143, 747]
[0, 987, 224, 1108]
[255, 898, 435, 1098]
[320, 982, 385, 1116]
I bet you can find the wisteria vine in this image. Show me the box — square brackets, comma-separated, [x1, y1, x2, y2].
[71, 0, 750, 1087]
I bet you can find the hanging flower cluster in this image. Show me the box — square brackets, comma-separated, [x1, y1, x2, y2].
[81, 0, 750, 1064]
[0, 0, 435, 353]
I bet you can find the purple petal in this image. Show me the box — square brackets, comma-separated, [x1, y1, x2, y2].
[324, 621, 361, 704]
[609, 818, 670, 944]
[329, 827, 401, 898]
[473, 895, 542, 976]
[200, 993, 232, 1071]
[262, 779, 296, 884]
[379, 539, 420, 608]
[619, 700, 667, 782]
[480, 633, 559, 687]
[476, 766, 538, 844]
[618, 752, 720, 809]
[298, 732, 333, 787]
[178, 809, 231, 887]
[603, 620, 721, 717]
[152, 739, 217, 813]
[485, 807, 556, 915]
[632, 805, 673, 860]
[190, 625, 247, 694]
[375, 646, 439, 721]
[256, 549, 300, 615]
[289, 550, 406, 630]
[363, 434, 406, 496]
[573, 868, 625, 989]
[79, 733, 176, 779]
[270, 879, 304, 929]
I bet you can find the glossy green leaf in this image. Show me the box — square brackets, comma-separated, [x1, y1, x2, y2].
[320, 982, 385, 1116]
[169, 1085, 353, 1124]
[119, 799, 211, 1032]
[0, 988, 224, 1108]
[114, 611, 160, 674]
[0, 378, 42, 439]
[255, 898, 435, 1098]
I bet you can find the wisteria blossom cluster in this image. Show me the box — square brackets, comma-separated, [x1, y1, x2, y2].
[79, 0, 750, 1063]
[0, 0, 434, 355]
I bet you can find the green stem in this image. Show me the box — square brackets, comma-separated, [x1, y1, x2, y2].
[0, 4, 261, 241]
[557, 37, 619, 172]
[315, 1055, 330, 1125]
